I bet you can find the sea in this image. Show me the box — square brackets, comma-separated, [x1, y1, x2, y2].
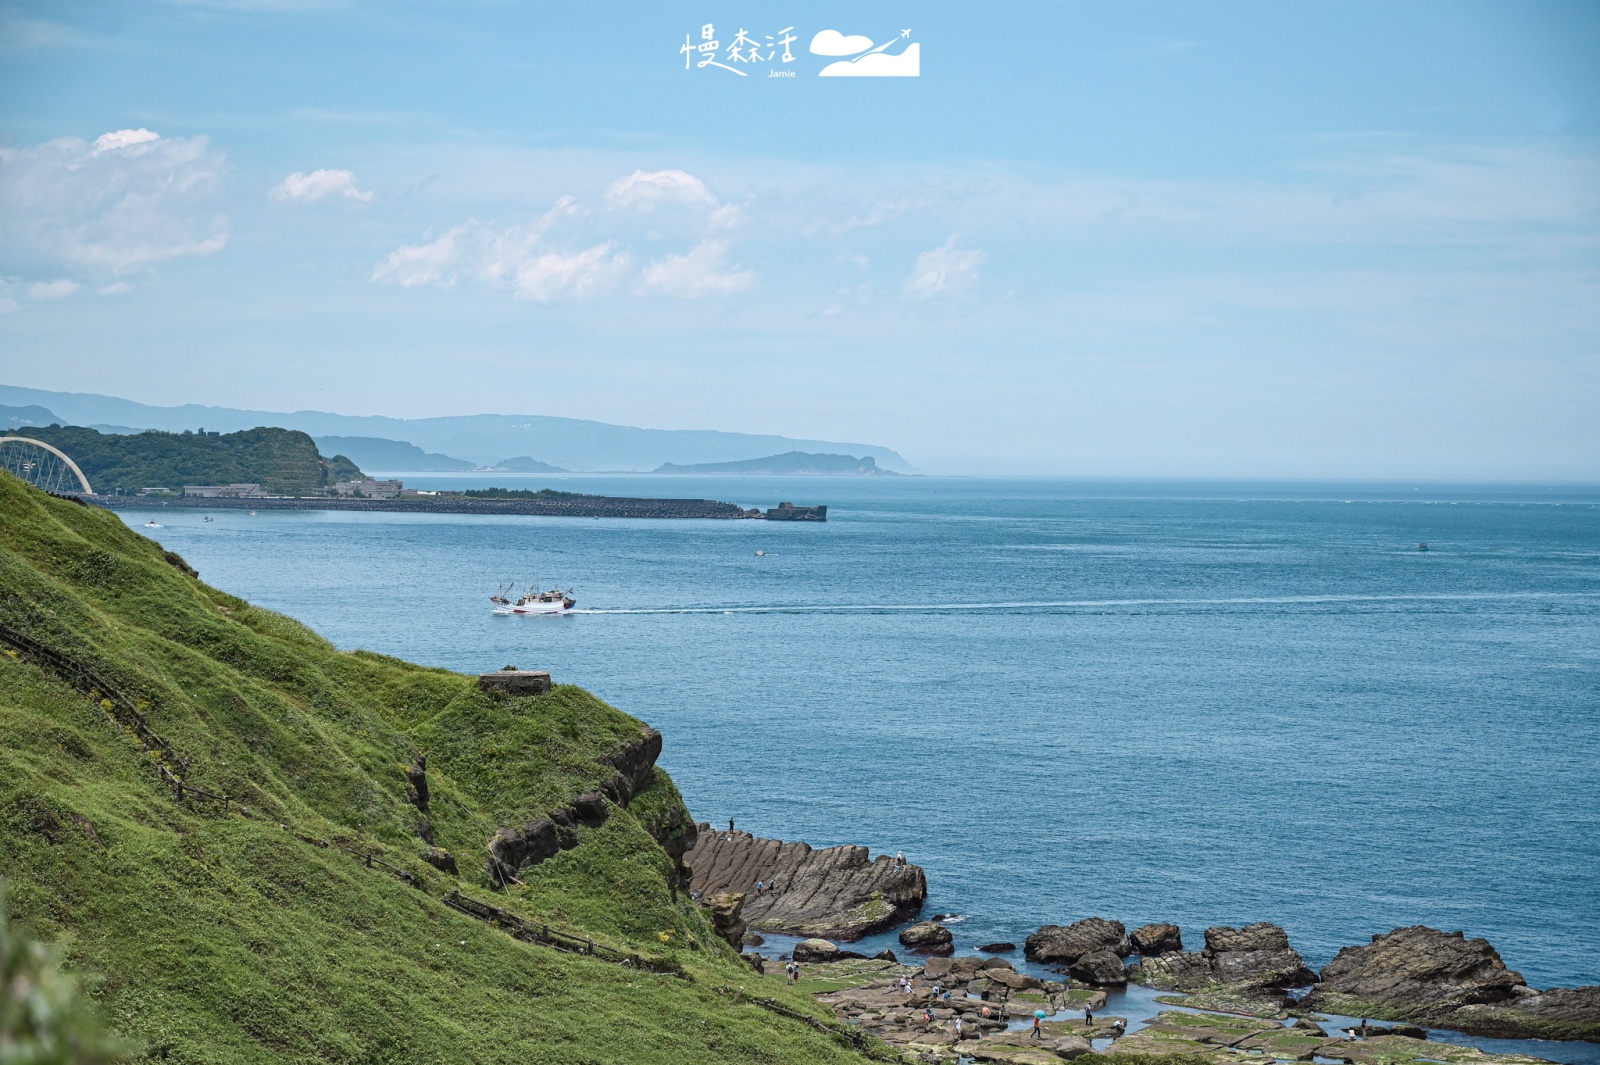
[115, 475, 1600, 1053]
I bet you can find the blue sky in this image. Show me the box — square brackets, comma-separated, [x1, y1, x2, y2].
[1, 0, 1597, 477]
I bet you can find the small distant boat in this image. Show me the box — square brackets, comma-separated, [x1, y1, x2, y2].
[754, 550, 767, 557]
[490, 583, 576, 615]
[143, 520, 162, 528]
[203, 516, 213, 523]
[247, 510, 257, 517]
[1418, 542, 1430, 552]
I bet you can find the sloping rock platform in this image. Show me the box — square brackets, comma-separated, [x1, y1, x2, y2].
[1303, 926, 1600, 1042]
[684, 824, 926, 940]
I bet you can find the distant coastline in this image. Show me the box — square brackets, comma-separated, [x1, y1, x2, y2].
[88, 493, 827, 521]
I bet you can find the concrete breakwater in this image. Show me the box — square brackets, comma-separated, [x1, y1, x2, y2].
[87, 493, 795, 520]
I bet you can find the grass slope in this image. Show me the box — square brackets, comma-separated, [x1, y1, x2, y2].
[0, 473, 870, 1064]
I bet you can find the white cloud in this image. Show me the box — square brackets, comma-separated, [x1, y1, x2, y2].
[905, 234, 986, 299]
[639, 240, 755, 297]
[809, 30, 873, 56]
[92, 128, 161, 154]
[27, 279, 79, 300]
[606, 169, 717, 210]
[820, 44, 919, 77]
[99, 281, 133, 295]
[371, 225, 465, 288]
[512, 244, 629, 302]
[270, 168, 373, 203]
[0, 297, 18, 315]
[0, 129, 228, 279]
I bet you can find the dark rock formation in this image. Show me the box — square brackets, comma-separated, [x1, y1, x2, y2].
[1137, 950, 1214, 990]
[899, 920, 954, 955]
[1024, 917, 1131, 963]
[477, 669, 552, 697]
[485, 726, 665, 886]
[1303, 926, 1600, 1042]
[1304, 926, 1523, 1017]
[681, 825, 926, 940]
[421, 847, 458, 875]
[873, 948, 898, 964]
[704, 892, 748, 950]
[924, 955, 1016, 981]
[742, 932, 765, 946]
[1135, 923, 1313, 1005]
[1070, 950, 1129, 986]
[1204, 923, 1316, 989]
[405, 756, 429, 812]
[1132, 922, 1183, 956]
[976, 942, 1016, 954]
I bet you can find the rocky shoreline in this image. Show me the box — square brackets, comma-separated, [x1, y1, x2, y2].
[683, 823, 927, 940]
[687, 831, 1599, 1051]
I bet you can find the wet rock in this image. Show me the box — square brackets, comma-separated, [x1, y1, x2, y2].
[873, 948, 899, 963]
[704, 892, 748, 950]
[1136, 950, 1213, 990]
[682, 824, 926, 940]
[742, 931, 765, 946]
[986, 967, 1045, 991]
[900, 920, 955, 954]
[1203, 923, 1316, 989]
[978, 942, 1017, 953]
[1069, 950, 1128, 986]
[1025, 918, 1131, 964]
[1132, 922, 1183, 956]
[793, 938, 841, 963]
[1406, 984, 1600, 1042]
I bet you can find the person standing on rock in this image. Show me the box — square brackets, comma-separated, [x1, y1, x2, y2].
[954, 1017, 963, 1038]
[1030, 1016, 1043, 1040]
[1085, 1006, 1094, 1025]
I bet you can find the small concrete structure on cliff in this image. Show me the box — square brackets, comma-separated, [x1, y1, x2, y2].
[478, 669, 552, 696]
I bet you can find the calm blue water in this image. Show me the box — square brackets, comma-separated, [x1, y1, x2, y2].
[117, 477, 1600, 1003]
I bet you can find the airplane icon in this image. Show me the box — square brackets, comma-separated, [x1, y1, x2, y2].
[901, 29, 911, 38]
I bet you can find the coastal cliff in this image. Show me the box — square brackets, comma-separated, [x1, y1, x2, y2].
[0, 471, 877, 1064]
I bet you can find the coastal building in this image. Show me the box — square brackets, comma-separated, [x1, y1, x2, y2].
[183, 483, 266, 498]
[329, 478, 404, 499]
[764, 502, 828, 522]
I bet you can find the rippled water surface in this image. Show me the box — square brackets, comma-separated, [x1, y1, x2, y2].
[118, 477, 1600, 991]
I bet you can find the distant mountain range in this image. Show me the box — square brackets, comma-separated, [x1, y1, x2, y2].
[0, 386, 916, 474]
[313, 435, 474, 472]
[653, 451, 898, 476]
[0, 404, 63, 429]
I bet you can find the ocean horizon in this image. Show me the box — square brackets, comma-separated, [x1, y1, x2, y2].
[117, 475, 1600, 995]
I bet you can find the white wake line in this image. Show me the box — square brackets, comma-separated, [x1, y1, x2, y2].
[570, 591, 1599, 615]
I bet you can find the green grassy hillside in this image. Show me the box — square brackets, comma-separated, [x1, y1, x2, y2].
[0, 472, 873, 1064]
[5, 424, 363, 496]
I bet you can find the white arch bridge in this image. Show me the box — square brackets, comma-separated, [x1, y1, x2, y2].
[0, 436, 94, 495]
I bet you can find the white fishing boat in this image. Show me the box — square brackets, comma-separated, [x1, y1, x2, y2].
[144, 520, 163, 528]
[490, 583, 576, 615]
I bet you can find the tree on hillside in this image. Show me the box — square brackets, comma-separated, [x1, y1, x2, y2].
[1, 882, 131, 1064]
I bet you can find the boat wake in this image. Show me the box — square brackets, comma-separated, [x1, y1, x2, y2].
[569, 590, 1596, 615]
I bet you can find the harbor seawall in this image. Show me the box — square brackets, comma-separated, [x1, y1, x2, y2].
[84, 494, 820, 520]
